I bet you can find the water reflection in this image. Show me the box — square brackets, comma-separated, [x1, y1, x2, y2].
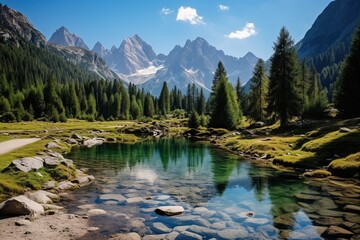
[67, 139, 359, 239]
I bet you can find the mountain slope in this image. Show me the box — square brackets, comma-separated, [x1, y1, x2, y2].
[296, 0, 360, 92]
[0, 3, 45, 47]
[49, 26, 89, 50]
[92, 41, 110, 59]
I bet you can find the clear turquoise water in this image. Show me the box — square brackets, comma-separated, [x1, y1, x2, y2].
[65, 139, 359, 239]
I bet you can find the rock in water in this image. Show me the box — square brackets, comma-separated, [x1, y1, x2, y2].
[323, 226, 354, 238]
[0, 195, 44, 217]
[83, 138, 104, 148]
[155, 206, 184, 216]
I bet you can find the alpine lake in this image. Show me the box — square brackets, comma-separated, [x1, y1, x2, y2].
[64, 138, 360, 240]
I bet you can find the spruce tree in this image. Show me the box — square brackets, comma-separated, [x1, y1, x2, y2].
[197, 88, 206, 115]
[159, 82, 170, 115]
[120, 85, 130, 119]
[212, 61, 226, 92]
[188, 110, 200, 129]
[235, 77, 247, 113]
[334, 24, 360, 117]
[209, 73, 240, 130]
[248, 59, 268, 122]
[267, 27, 301, 126]
[144, 93, 155, 117]
[130, 95, 140, 119]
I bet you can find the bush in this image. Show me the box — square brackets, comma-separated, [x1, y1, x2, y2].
[0, 112, 16, 122]
[59, 112, 67, 122]
[200, 114, 208, 127]
[51, 108, 59, 122]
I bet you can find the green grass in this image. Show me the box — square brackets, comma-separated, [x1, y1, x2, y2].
[328, 152, 360, 177]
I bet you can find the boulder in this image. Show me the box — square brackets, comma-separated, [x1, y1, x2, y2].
[88, 209, 107, 216]
[42, 181, 56, 190]
[45, 142, 61, 149]
[155, 206, 185, 216]
[25, 190, 59, 204]
[109, 232, 141, 240]
[71, 133, 83, 140]
[47, 152, 65, 160]
[244, 217, 270, 226]
[83, 138, 104, 148]
[339, 127, 351, 133]
[10, 157, 43, 172]
[176, 231, 202, 240]
[0, 195, 44, 217]
[99, 194, 126, 202]
[323, 226, 354, 238]
[152, 222, 172, 233]
[217, 227, 248, 239]
[60, 159, 74, 168]
[66, 138, 78, 145]
[71, 175, 94, 185]
[43, 156, 60, 167]
[56, 181, 78, 191]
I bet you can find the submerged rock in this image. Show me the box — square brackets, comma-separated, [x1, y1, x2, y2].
[83, 138, 104, 148]
[152, 222, 172, 233]
[344, 204, 360, 213]
[0, 195, 44, 218]
[88, 208, 106, 216]
[155, 206, 185, 216]
[217, 227, 248, 239]
[99, 194, 126, 202]
[176, 231, 202, 240]
[109, 232, 141, 240]
[323, 225, 354, 238]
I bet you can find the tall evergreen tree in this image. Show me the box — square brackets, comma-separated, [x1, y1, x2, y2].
[144, 93, 155, 117]
[87, 93, 97, 117]
[159, 82, 170, 115]
[334, 24, 360, 117]
[130, 95, 140, 119]
[306, 68, 328, 116]
[235, 77, 247, 113]
[248, 59, 268, 122]
[209, 72, 240, 129]
[197, 88, 206, 115]
[120, 85, 130, 119]
[212, 61, 226, 93]
[267, 27, 301, 126]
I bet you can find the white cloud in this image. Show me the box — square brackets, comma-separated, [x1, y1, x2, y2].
[176, 6, 205, 25]
[218, 4, 229, 11]
[226, 22, 257, 40]
[160, 7, 173, 15]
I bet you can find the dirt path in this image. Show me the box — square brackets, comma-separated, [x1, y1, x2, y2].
[0, 138, 41, 155]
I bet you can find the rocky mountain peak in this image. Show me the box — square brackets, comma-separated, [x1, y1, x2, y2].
[0, 4, 46, 47]
[49, 26, 89, 50]
[92, 41, 110, 59]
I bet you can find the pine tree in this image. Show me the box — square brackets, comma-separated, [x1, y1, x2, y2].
[0, 96, 11, 114]
[248, 59, 268, 122]
[87, 94, 97, 117]
[334, 24, 360, 117]
[130, 95, 140, 119]
[144, 93, 155, 117]
[306, 68, 328, 117]
[267, 27, 301, 126]
[212, 61, 226, 93]
[120, 85, 130, 119]
[159, 82, 170, 115]
[209, 72, 240, 130]
[197, 88, 206, 115]
[235, 77, 247, 112]
[188, 110, 200, 129]
[299, 61, 310, 115]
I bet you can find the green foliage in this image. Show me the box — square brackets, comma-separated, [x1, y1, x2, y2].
[188, 111, 200, 129]
[212, 61, 226, 93]
[334, 24, 360, 117]
[248, 59, 268, 122]
[235, 77, 248, 114]
[144, 93, 155, 117]
[51, 107, 59, 122]
[0, 96, 11, 113]
[159, 82, 170, 115]
[130, 95, 141, 119]
[209, 71, 241, 130]
[200, 114, 208, 127]
[267, 27, 301, 126]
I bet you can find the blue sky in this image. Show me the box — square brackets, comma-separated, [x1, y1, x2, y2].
[1, 0, 331, 59]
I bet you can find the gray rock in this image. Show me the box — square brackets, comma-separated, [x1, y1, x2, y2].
[280, 230, 307, 239]
[88, 208, 106, 216]
[41, 204, 64, 210]
[254, 121, 265, 128]
[126, 197, 143, 204]
[71, 133, 83, 140]
[153, 222, 172, 233]
[42, 181, 56, 190]
[339, 127, 351, 133]
[47, 152, 65, 160]
[273, 214, 294, 229]
[142, 234, 167, 240]
[56, 181, 78, 191]
[217, 227, 248, 239]
[100, 194, 126, 202]
[323, 226, 354, 238]
[43, 156, 60, 167]
[211, 221, 227, 230]
[0, 195, 44, 218]
[155, 206, 185, 216]
[110, 232, 141, 240]
[15, 219, 32, 226]
[156, 195, 170, 201]
[71, 175, 94, 185]
[10, 157, 43, 172]
[25, 190, 59, 204]
[45, 142, 61, 149]
[60, 159, 74, 168]
[173, 225, 190, 232]
[66, 138, 78, 145]
[193, 207, 208, 214]
[129, 218, 146, 231]
[83, 138, 104, 148]
[165, 231, 179, 240]
[244, 217, 270, 226]
[188, 225, 217, 237]
[176, 231, 202, 240]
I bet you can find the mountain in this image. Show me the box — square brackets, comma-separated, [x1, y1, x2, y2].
[106, 34, 157, 75]
[0, 3, 45, 47]
[102, 36, 258, 95]
[296, 0, 360, 93]
[49, 26, 89, 50]
[92, 41, 110, 59]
